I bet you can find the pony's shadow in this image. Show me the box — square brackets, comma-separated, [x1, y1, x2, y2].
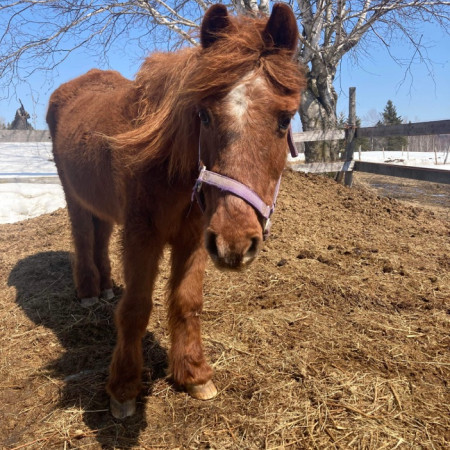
[8, 251, 168, 447]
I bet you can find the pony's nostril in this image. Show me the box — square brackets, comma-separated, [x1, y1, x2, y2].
[205, 231, 219, 259]
[206, 232, 260, 269]
[243, 236, 261, 263]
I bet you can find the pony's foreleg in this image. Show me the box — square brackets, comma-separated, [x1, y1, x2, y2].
[107, 227, 163, 419]
[93, 216, 114, 300]
[168, 226, 217, 400]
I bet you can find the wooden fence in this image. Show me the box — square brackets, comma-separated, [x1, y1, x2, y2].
[291, 87, 450, 186]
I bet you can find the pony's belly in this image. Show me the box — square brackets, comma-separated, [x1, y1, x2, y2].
[60, 160, 124, 224]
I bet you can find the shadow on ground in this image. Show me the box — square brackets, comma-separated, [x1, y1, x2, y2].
[8, 251, 168, 447]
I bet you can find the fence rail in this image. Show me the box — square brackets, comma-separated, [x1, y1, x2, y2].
[356, 120, 450, 138]
[353, 161, 450, 184]
[293, 129, 345, 143]
[0, 175, 59, 184]
[287, 160, 354, 174]
[0, 130, 51, 142]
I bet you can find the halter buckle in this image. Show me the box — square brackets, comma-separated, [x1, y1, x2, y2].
[263, 217, 271, 240]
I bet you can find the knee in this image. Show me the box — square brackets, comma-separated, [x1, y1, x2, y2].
[115, 295, 152, 336]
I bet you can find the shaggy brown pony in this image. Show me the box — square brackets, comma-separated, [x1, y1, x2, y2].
[47, 3, 305, 418]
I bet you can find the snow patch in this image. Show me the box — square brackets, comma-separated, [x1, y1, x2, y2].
[0, 141, 65, 224]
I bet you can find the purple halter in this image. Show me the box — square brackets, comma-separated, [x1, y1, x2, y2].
[192, 128, 298, 240]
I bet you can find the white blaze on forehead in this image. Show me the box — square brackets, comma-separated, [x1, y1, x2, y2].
[225, 71, 266, 123]
[227, 83, 248, 121]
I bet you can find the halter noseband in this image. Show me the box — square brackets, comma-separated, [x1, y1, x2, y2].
[191, 127, 298, 240]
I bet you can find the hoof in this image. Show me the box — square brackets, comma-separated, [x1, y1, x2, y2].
[110, 396, 136, 419]
[101, 288, 115, 300]
[80, 296, 99, 308]
[186, 380, 218, 400]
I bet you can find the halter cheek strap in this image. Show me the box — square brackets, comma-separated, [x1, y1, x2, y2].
[191, 127, 297, 240]
[287, 127, 298, 158]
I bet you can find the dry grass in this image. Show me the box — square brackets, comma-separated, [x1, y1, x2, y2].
[0, 171, 449, 449]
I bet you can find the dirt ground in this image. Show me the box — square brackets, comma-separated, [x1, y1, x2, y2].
[354, 172, 450, 221]
[0, 170, 448, 449]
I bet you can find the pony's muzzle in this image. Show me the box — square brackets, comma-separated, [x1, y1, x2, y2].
[205, 230, 261, 270]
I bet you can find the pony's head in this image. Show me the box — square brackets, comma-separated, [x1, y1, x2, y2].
[192, 4, 304, 270]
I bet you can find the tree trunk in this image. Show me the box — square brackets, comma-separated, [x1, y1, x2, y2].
[299, 63, 339, 162]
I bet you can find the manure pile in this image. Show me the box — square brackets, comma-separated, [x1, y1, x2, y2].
[0, 170, 448, 449]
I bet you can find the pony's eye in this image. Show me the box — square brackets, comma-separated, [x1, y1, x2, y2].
[198, 109, 210, 126]
[278, 116, 291, 131]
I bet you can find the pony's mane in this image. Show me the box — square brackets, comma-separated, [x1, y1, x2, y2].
[112, 14, 305, 179]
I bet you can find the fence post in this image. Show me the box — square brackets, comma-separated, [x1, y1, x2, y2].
[344, 87, 356, 186]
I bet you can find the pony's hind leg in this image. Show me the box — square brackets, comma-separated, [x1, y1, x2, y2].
[168, 223, 217, 400]
[107, 222, 164, 419]
[66, 199, 101, 306]
[93, 216, 114, 300]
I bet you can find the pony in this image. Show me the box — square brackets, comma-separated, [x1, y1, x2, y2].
[46, 3, 305, 418]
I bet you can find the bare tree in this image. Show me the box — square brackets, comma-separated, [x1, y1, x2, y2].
[1, 1, 449, 160]
[296, 0, 450, 161]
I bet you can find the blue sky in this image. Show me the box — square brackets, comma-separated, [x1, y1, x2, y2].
[1, 18, 449, 131]
[335, 23, 450, 127]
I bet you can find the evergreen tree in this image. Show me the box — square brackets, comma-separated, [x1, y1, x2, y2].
[379, 100, 407, 151]
[382, 100, 401, 125]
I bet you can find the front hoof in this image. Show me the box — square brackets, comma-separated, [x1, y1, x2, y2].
[110, 396, 136, 419]
[186, 380, 218, 400]
[80, 296, 99, 308]
[101, 288, 115, 300]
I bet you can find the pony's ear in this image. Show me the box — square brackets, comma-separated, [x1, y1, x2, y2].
[263, 3, 298, 53]
[201, 4, 231, 49]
